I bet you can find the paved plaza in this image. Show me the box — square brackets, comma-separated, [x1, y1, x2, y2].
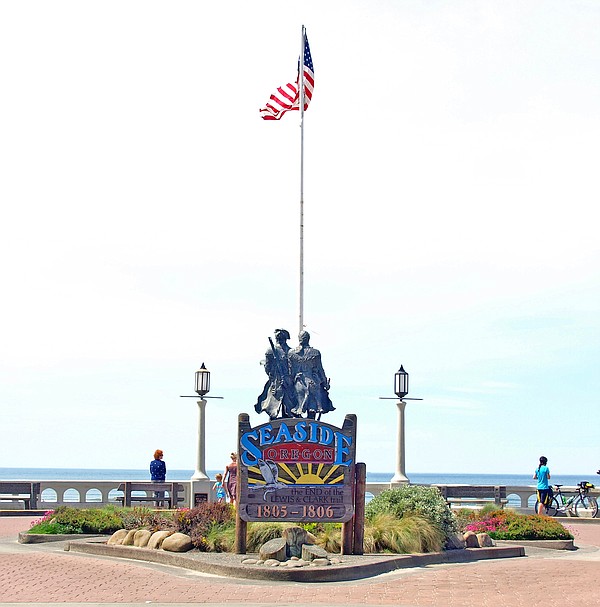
[1, 515, 599, 606]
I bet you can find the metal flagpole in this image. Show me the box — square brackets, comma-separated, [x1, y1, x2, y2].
[299, 25, 305, 336]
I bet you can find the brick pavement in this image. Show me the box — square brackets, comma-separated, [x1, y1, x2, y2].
[1, 516, 599, 606]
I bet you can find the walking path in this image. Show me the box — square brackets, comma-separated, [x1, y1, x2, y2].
[1, 516, 599, 606]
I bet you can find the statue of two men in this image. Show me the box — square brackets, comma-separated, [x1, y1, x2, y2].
[254, 329, 335, 420]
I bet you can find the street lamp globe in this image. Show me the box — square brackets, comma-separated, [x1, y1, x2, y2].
[394, 365, 409, 399]
[195, 363, 211, 397]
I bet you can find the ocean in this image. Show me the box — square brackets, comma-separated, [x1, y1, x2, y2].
[0, 467, 594, 487]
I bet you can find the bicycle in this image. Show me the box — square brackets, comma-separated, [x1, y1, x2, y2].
[541, 481, 598, 518]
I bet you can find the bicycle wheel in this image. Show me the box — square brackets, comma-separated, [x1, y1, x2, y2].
[574, 495, 598, 518]
[545, 497, 560, 516]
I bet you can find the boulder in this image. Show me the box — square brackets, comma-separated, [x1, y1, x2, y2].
[477, 533, 494, 547]
[134, 529, 152, 547]
[121, 529, 137, 546]
[259, 537, 287, 562]
[107, 529, 128, 545]
[162, 532, 193, 552]
[311, 558, 331, 566]
[463, 531, 479, 548]
[446, 533, 466, 550]
[283, 526, 313, 558]
[264, 558, 281, 567]
[147, 530, 174, 550]
[302, 543, 328, 562]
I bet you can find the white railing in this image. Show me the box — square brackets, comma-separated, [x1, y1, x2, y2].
[366, 483, 600, 512]
[4, 479, 598, 514]
[34, 480, 193, 509]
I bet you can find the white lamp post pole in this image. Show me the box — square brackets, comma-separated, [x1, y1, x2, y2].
[391, 399, 409, 484]
[191, 398, 209, 481]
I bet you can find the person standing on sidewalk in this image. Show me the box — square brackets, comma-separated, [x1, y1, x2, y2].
[533, 455, 551, 514]
[223, 452, 238, 506]
[150, 449, 166, 507]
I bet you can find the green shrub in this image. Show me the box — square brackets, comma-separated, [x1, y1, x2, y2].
[193, 521, 236, 552]
[29, 506, 125, 534]
[491, 513, 572, 540]
[121, 507, 174, 532]
[364, 512, 445, 553]
[30, 519, 82, 534]
[366, 486, 456, 538]
[173, 502, 235, 550]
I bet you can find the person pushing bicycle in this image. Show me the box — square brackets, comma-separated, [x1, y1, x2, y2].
[533, 455, 551, 514]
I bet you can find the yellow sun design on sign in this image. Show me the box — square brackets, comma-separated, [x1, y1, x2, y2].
[247, 462, 345, 486]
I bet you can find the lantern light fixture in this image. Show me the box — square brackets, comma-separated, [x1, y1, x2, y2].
[195, 363, 210, 397]
[394, 365, 409, 399]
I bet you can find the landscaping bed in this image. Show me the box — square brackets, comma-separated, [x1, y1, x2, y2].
[25, 487, 574, 555]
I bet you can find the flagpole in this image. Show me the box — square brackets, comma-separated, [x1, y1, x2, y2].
[299, 24, 305, 337]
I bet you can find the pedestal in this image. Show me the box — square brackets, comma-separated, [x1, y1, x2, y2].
[190, 478, 211, 507]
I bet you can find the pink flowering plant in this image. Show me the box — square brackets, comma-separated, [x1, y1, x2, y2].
[30, 510, 55, 528]
[464, 515, 508, 535]
[457, 508, 572, 540]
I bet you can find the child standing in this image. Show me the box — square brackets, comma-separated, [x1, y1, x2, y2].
[213, 473, 226, 503]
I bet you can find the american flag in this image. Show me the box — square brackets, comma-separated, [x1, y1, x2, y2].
[260, 32, 314, 121]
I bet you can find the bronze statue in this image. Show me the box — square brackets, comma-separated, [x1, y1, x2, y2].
[254, 329, 298, 420]
[288, 330, 334, 419]
[255, 329, 334, 420]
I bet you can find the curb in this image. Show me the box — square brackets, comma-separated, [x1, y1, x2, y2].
[497, 538, 576, 551]
[65, 541, 525, 583]
[19, 532, 105, 544]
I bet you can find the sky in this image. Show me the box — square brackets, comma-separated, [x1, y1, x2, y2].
[1, 0, 598, 477]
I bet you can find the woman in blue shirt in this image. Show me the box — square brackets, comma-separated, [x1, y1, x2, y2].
[533, 455, 551, 514]
[150, 449, 166, 507]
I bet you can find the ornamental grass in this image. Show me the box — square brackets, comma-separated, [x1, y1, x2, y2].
[364, 512, 445, 553]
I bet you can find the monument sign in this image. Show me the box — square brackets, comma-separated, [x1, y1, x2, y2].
[238, 414, 357, 523]
[235, 330, 364, 554]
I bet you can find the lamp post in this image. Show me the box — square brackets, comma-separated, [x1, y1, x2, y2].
[380, 365, 422, 485]
[180, 363, 223, 505]
[192, 363, 210, 481]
